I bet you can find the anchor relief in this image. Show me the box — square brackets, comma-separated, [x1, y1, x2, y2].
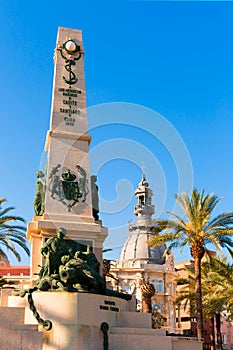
[58, 39, 82, 85]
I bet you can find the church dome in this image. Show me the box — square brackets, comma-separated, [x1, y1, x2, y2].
[119, 228, 166, 264]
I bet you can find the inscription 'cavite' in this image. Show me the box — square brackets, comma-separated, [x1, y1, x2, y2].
[63, 100, 77, 106]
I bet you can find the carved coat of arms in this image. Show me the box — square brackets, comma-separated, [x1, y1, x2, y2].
[48, 164, 88, 211]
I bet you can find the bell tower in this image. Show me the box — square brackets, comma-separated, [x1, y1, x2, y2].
[27, 27, 108, 278]
[134, 172, 155, 226]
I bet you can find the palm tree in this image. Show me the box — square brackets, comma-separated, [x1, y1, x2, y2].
[178, 258, 228, 350]
[176, 255, 233, 349]
[0, 198, 30, 262]
[202, 256, 233, 350]
[204, 256, 233, 319]
[149, 189, 233, 339]
[176, 263, 216, 349]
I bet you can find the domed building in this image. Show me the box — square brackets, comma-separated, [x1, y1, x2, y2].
[109, 172, 178, 331]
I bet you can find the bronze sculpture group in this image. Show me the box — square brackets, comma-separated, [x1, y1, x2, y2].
[17, 228, 130, 299]
[37, 228, 106, 294]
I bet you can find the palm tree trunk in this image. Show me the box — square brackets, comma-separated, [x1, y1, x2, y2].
[194, 255, 204, 339]
[177, 303, 181, 329]
[215, 312, 223, 350]
[210, 316, 215, 350]
[142, 296, 152, 313]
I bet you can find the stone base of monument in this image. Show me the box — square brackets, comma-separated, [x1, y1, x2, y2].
[0, 305, 43, 350]
[8, 292, 202, 350]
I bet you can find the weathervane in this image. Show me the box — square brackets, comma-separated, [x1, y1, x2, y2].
[141, 162, 146, 181]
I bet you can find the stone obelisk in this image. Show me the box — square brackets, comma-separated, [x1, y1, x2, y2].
[27, 27, 108, 278]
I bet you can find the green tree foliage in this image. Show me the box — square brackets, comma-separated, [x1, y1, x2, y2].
[202, 257, 233, 350]
[0, 198, 30, 262]
[176, 256, 233, 350]
[202, 258, 231, 315]
[149, 189, 233, 338]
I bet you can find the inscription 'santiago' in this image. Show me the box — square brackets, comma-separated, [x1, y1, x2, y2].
[58, 88, 82, 126]
[59, 108, 80, 115]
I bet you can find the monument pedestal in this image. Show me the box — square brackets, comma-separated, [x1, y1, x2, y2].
[8, 292, 202, 350]
[27, 215, 107, 278]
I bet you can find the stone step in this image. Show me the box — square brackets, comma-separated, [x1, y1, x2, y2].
[0, 324, 39, 332]
[118, 310, 152, 328]
[0, 306, 43, 350]
[108, 333, 172, 350]
[110, 326, 166, 336]
[0, 329, 43, 350]
[0, 306, 25, 325]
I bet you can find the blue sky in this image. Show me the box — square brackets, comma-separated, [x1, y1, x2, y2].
[0, 1, 233, 264]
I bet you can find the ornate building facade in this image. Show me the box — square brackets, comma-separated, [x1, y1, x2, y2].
[108, 173, 178, 331]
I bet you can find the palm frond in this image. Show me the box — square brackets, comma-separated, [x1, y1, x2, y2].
[0, 198, 29, 262]
[207, 212, 233, 230]
[148, 232, 180, 247]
